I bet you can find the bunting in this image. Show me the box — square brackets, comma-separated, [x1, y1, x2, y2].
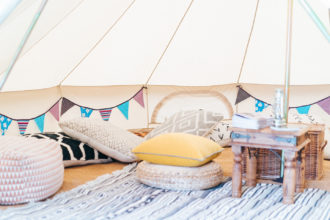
[133, 89, 145, 108]
[99, 108, 112, 121]
[80, 107, 93, 118]
[235, 87, 251, 105]
[236, 86, 330, 115]
[61, 98, 75, 116]
[35, 114, 45, 132]
[17, 120, 29, 135]
[118, 101, 129, 120]
[0, 87, 146, 135]
[0, 115, 12, 135]
[317, 97, 330, 114]
[255, 100, 269, 112]
[49, 101, 60, 121]
[296, 105, 311, 114]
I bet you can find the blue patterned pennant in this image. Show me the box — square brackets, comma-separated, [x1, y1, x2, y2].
[80, 107, 93, 118]
[35, 114, 45, 133]
[255, 100, 269, 112]
[0, 115, 12, 135]
[118, 101, 129, 120]
[296, 105, 311, 114]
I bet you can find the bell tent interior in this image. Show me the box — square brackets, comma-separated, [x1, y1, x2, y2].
[0, 0, 329, 218]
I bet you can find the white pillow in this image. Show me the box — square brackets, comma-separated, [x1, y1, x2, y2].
[59, 118, 143, 162]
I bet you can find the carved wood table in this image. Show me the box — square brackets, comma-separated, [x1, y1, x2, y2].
[230, 125, 310, 204]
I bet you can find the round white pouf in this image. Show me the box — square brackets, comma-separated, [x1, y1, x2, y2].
[0, 136, 64, 205]
[136, 161, 224, 190]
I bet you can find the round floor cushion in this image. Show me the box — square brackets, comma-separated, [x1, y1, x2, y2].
[0, 136, 64, 205]
[136, 161, 224, 190]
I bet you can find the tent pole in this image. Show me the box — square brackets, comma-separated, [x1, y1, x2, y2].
[0, 0, 48, 92]
[284, 0, 293, 124]
[281, 0, 294, 178]
[298, 0, 330, 42]
[145, 87, 150, 128]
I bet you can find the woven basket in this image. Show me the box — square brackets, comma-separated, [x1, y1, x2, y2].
[305, 125, 326, 180]
[242, 124, 326, 180]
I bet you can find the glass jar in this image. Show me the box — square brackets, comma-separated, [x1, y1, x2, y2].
[273, 88, 286, 128]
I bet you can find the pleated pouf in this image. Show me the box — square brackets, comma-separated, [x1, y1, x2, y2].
[136, 161, 224, 190]
[0, 136, 64, 205]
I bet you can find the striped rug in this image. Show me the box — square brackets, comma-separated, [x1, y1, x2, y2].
[1, 163, 329, 220]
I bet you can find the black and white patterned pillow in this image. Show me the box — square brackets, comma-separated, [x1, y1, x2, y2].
[24, 132, 112, 167]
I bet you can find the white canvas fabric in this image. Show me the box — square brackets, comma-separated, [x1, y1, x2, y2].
[0, 0, 329, 92]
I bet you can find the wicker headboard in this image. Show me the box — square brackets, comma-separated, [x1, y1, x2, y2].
[150, 90, 234, 125]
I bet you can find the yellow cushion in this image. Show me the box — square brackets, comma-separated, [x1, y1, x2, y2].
[132, 133, 223, 167]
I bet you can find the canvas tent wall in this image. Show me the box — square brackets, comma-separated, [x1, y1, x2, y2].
[0, 0, 329, 136]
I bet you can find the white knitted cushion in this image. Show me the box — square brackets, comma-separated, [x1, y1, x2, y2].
[59, 118, 143, 162]
[136, 161, 225, 190]
[0, 136, 64, 205]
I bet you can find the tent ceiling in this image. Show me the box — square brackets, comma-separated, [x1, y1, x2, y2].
[0, 0, 329, 92]
[239, 0, 330, 85]
[147, 0, 257, 86]
[62, 0, 191, 86]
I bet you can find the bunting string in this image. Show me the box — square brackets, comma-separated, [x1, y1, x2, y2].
[235, 86, 330, 115]
[0, 87, 146, 135]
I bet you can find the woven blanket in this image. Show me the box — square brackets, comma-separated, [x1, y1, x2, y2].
[1, 163, 329, 220]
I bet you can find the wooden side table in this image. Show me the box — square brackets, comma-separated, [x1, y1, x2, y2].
[230, 124, 310, 204]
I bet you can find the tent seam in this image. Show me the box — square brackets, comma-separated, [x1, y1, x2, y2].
[0, 0, 86, 77]
[58, 0, 137, 86]
[143, 0, 195, 87]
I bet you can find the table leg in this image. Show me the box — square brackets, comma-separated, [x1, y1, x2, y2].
[296, 148, 305, 193]
[283, 150, 297, 204]
[246, 148, 257, 187]
[232, 145, 242, 198]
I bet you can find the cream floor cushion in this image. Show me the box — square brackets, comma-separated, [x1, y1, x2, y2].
[0, 136, 64, 205]
[59, 118, 142, 162]
[136, 161, 225, 190]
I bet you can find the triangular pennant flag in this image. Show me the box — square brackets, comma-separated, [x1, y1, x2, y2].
[34, 114, 45, 133]
[133, 89, 145, 108]
[118, 101, 129, 120]
[0, 115, 12, 135]
[61, 98, 75, 116]
[296, 105, 311, 114]
[235, 87, 251, 105]
[99, 108, 112, 121]
[317, 97, 330, 114]
[80, 107, 93, 118]
[255, 100, 269, 112]
[17, 120, 29, 135]
[49, 101, 60, 121]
